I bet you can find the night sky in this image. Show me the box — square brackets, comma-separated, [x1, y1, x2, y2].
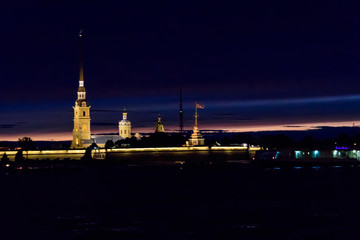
[1, 1, 360, 140]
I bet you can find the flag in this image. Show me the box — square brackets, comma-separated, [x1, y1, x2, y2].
[196, 104, 204, 109]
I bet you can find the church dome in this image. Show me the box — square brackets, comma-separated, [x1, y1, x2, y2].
[119, 112, 131, 126]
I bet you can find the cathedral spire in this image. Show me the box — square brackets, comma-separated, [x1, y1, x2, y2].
[78, 29, 84, 87]
[71, 29, 91, 149]
[77, 29, 87, 103]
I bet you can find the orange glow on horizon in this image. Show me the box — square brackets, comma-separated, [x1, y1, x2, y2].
[201, 120, 360, 132]
[0, 120, 359, 141]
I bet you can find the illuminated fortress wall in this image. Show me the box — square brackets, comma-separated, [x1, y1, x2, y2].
[0, 146, 261, 162]
[0, 149, 86, 161]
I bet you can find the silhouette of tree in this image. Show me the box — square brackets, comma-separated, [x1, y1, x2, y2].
[18, 137, 35, 150]
[129, 136, 140, 146]
[89, 143, 98, 149]
[114, 139, 122, 148]
[81, 147, 93, 161]
[15, 150, 25, 163]
[1, 153, 9, 163]
[105, 140, 115, 149]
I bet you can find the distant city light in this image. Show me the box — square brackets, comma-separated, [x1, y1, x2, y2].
[335, 146, 349, 150]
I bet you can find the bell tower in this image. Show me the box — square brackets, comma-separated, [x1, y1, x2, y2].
[71, 30, 91, 148]
[119, 110, 132, 139]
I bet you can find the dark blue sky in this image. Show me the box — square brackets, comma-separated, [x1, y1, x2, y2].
[1, 0, 360, 140]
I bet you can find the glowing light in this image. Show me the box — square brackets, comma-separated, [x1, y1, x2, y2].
[313, 150, 319, 158]
[336, 146, 349, 150]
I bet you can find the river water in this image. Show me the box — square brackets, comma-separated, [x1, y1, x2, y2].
[1, 163, 360, 239]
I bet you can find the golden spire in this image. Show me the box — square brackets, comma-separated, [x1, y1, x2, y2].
[78, 29, 84, 86]
[76, 29, 87, 104]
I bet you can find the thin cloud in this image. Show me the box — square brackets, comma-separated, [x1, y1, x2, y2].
[92, 109, 124, 113]
[209, 94, 360, 108]
[0, 122, 26, 129]
[92, 122, 117, 126]
[0, 124, 17, 129]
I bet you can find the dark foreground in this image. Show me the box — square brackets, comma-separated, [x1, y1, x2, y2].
[2, 163, 360, 240]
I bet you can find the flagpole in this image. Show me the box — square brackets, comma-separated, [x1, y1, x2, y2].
[195, 103, 198, 128]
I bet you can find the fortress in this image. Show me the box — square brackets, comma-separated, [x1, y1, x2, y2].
[0, 31, 262, 162]
[70, 31, 205, 149]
